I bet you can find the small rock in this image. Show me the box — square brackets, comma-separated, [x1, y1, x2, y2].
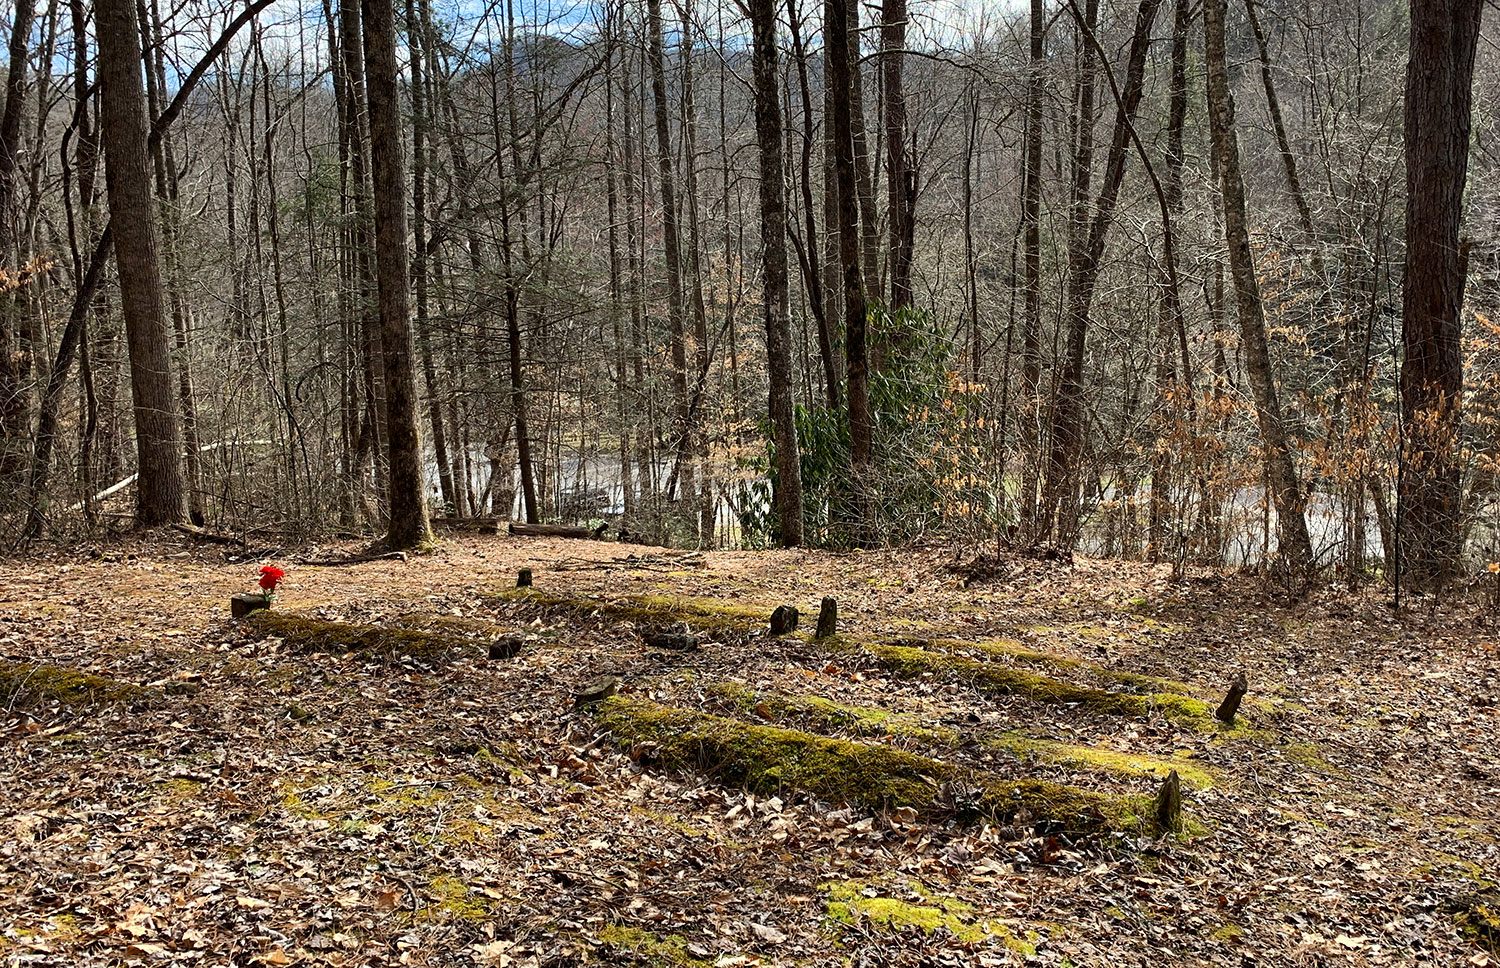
[643, 631, 699, 652]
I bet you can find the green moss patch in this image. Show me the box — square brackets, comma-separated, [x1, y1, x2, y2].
[708, 682, 960, 744]
[423, 875, 490, 922]
[593, 695, 1151, 832]
[1455, 894, 1500, 957]
[823, 879, 1035, 952]
[863, 642, 1214, 730]
[245, 611, 481, 660]
[0, 660, 148, 709]
[596, 926, 716, 967]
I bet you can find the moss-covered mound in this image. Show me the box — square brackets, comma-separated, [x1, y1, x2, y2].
[709, 683, 1215, 789]
[899, 637, 1194, 695]
[496, 588, 767, 636]
[0, 660, 147, 709]
[864, 642, 1214, 730]
[245, 612, 480, 660]
[593, 695, 1152, 832]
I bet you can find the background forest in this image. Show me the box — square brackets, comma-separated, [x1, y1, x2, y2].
[0, 0, 1492, 582]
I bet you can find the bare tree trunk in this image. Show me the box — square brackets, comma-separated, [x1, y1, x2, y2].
[1203, 0, 1313, 573]
[604, 7, 634, 521]
[882, 0, 914, 310]
[1400, 0, 1483, 589]
[786, 0, 841, 408]
[749, 0, 804, 547]
[98, 0, 186, 526]
[828, 0, 872, 545]
[646, 0, 692, 525]
[407, 0, 455, 516]
[1244, 0, 1320, 276]
[362, 0, 432, 549]
[1018, 0, 1044, 534]
[1149, 0, 1192, 562]
[1042, 0, 1160, 545]
[0, 0, 34, 485]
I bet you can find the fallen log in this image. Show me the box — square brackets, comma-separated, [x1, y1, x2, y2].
[508, 522, 609, 540]
[432, 516, 502, 534]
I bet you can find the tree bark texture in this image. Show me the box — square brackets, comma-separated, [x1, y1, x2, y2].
[98, 0, 186, 526]
[1400, 0, 1483, 588]
[362, 0, 433, 549]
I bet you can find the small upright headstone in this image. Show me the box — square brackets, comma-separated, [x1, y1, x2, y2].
[769, 605, 800, 636]
[517, 567, 533, 588]
[1215, 672, 1248, 724]
[574, 675, 619, 708]
[231, 593, 270, 619]
[1154, 769, 1182, 834]
[488, 636, 525, 661]
[815, 597, 838, 639]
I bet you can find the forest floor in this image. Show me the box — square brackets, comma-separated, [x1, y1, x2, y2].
[1, 530, 1498, 968]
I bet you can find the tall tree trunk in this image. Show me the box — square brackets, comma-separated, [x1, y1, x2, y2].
[1400, 0, 1483, 589]
[828, 0, 872, 545]
[1203, 0, 1314, 573]
[749, 0, 804, 547]
[882, 0, 914, 310]
[786, 0, 841, 407]
[1042, 0, 1160, 545]
[677, 6, 712, 544]
[98, 0, 186, 525]
[362, 0, 433, 549]
[646, 0, 692, 522]
[1018, 0, 1044, 532]
[1148, 0, 1192, 562]
[0, 0, 35, 484]
[604, 6, 634, 521]
[407, 0, 455, 516]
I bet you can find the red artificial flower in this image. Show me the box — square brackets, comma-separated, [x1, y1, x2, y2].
[258, 565, 285, 592]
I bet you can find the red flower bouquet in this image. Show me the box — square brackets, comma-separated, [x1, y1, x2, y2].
[258, 565, 285, 601]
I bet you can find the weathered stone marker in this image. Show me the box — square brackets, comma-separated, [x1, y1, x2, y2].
[815, 597, 838, 638]
[769, 605, 800, 636]
[517, 567, 533, 588]
[574, 675, 619, 708]
[1154, 769, 1182, 834]
[230, 593, 270, 618]
[488, 636, 525, 660]
[1215, 672, 1248, 724]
